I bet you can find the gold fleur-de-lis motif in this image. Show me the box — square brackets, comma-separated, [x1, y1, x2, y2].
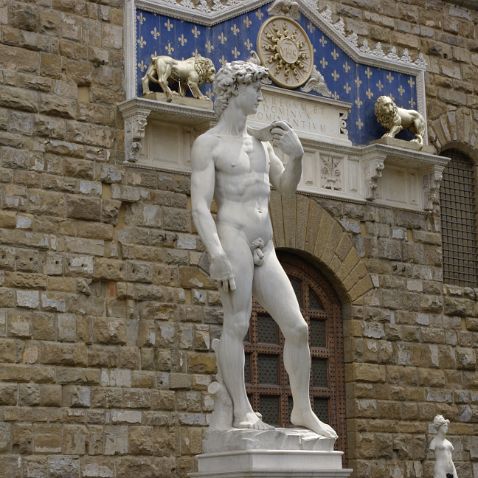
[386, 72, 394, 83]
[255, 10, 264, 20]
[366, 88, 374, 100]
[219, 55, 227, 66]
[320, 57, 328, 69]
[150, 27, 160, 40]
[376, 80, 384, 91]
[137, 60, 147, 72]
[307, 22, 315, 33]
[231, 24, 240, 36]
[343, 82, 351, 94]
[165, 42, 174, 55]
[192, 26, 200, 38]
[355, 97, 363, 108]
[164, 19, 174, 31]
[354, 76, 362, 88]
[332, 91, 340, 100]
[243, 16, 252, 28]
[178, 34, 187, 46]
[232, 46, 240, 59]
[192, 48, 200, 56]
[205, 40, 214, 53]
[398, 85, 405, 96]
[409, 98, 416, 108]
[343, 61, 351, 73]
[319, 36, 327, 47]
[244, 38, 253, 50]
[365, 67, 373, 79]
[137, 12, 145, 25]
[218, 32, 227, 44]
[356, 118, 364, 130]
[408, 77, 416, 88]
[137, 36, 146, 49]
[331, 70, 340, 82]
[331, 48, 339, 60]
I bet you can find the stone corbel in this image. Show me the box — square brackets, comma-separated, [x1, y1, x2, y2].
[122, 106, 151, 163]
[423, 164, 445, 213]
[364, 156, 385, 200]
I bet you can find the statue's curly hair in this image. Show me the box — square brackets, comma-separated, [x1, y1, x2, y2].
[213, 61, 269, 117]
[433, 415, 449, 431]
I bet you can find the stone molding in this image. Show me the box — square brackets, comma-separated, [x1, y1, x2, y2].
[269, 192, 374, 303]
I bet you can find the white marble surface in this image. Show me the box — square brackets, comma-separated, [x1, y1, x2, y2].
[204, 427, 335, 453]
[190, 449, 352, 477]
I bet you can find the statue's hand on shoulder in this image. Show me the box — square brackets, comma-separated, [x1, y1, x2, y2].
[270, 121, 304, 159]
[210, 253, 237, 292]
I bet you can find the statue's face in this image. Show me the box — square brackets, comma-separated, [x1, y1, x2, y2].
[207, 65, 216, 82]
[234, 81, 264, 115]
[382, 98, 395, 115]
[440, 422, 448, 434]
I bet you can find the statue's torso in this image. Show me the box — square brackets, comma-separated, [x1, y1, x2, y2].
[212, 134, 273, 244]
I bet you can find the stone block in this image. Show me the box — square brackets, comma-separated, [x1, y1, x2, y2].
[33, 424, 62, 453]
[346, 363, 386, 383]
[16, 289, 40, 309]
[47, 456, 80, 478]
[104, 425, 128, 455]
[19, 383, 40, 406]
[187, 352, 216, 374]
[129, 426, 175, 455]
[63, 385, 91, 408]
[0, 383, 17, 405]
[111, 410, 142, 424]
[93, 317, 127, 344]
[456, 347, 476, 370]
[40, 384, 62, 406]
[67, 195, 102, 221]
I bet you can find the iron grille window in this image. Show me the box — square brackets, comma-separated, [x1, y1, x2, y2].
[245, 252, 347, 454]
[440, 149, 478, 286]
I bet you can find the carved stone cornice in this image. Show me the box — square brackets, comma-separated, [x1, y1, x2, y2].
[118, 97, 216, 163]
[363, 154, 386, 201]
[423, 164, 445, 213]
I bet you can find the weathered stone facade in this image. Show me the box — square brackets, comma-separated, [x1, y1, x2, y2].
[0, 1, 477, 478]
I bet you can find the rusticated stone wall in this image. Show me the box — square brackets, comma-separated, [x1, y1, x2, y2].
[0, 1, 477, 478]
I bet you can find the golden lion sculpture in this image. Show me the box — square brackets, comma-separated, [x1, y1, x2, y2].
[142, 55, 215, 102]
[374, 95, 426, 145]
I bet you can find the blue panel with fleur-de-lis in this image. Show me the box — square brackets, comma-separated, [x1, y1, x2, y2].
[135, 5, 418, 145]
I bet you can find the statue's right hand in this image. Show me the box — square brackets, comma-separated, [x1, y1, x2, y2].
[209, 253, 236, 292]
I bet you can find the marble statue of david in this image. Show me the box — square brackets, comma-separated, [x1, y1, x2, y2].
[191, 60, 337, 439]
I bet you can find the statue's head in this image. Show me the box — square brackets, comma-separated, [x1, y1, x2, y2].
[213, 60, 269, 117]
[374, 95, 398, 129]
[433, 414, 449, 433]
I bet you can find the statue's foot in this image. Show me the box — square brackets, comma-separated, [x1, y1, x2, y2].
[291, 408, 338, 439]
[234, 412, 274, 430]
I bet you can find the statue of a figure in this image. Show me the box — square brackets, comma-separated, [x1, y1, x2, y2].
[190, 60, 337, 439]
[429, 415, 459, 478]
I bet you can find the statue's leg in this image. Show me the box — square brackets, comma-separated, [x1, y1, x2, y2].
[252, 242, 338, 439]
[217, 224, 272, 430]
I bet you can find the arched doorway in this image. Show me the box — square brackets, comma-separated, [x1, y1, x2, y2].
[244, 250, 347, 453]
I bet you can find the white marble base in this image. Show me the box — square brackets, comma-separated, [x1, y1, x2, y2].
[190, 428, 352, 478]
[204, 427, 335, 453]
[190, 450, 352, 477]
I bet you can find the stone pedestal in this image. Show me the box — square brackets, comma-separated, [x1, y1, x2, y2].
[189, 428, 353, 478]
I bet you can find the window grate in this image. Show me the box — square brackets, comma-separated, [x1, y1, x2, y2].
[440, 150, 477, 286]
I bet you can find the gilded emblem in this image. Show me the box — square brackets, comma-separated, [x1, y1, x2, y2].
[257, 16, 313, 89]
